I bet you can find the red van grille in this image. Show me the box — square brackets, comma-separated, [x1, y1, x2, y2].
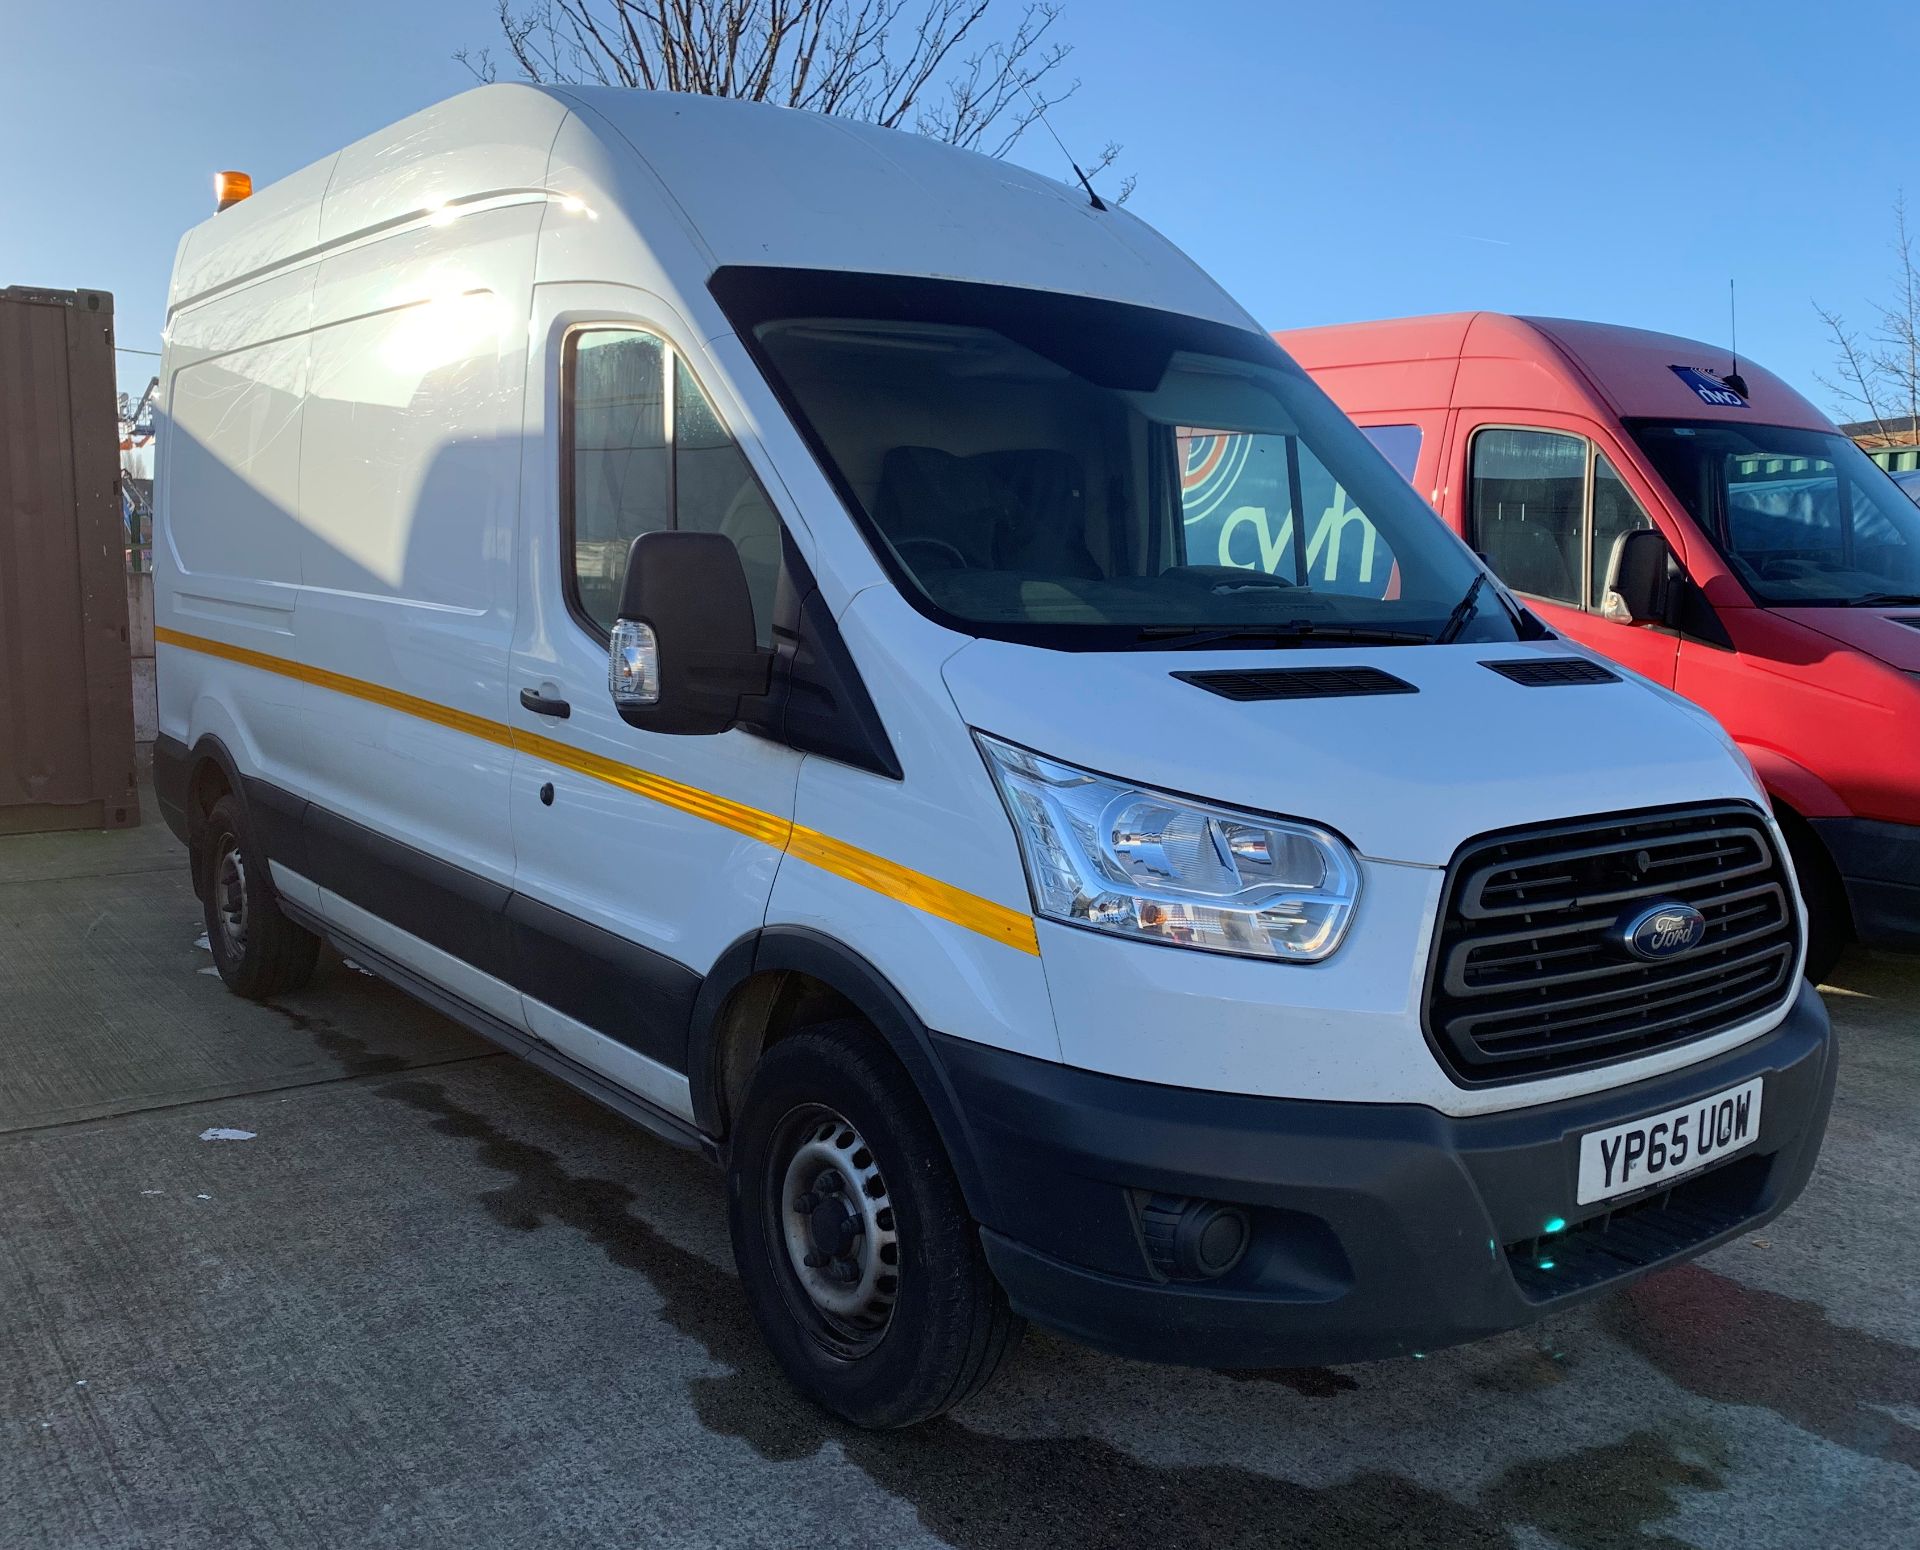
[1423, 805, 1799, 1084]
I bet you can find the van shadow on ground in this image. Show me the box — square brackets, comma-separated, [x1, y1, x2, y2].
[256, 991, 1801, 1550]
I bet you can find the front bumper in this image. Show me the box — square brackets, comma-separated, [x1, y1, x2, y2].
[1811, 816, 1920, 948]
[936, 978, 1834, 1369]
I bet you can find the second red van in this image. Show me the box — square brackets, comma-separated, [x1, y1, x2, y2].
[1272, 313, 1920, 977]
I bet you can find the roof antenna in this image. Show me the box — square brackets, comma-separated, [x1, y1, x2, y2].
[1019, 82, 1107, 212]
[1725, 279, 1750, 400]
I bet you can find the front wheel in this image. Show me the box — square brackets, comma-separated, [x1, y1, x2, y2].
[726, 1024, 1023, 1428]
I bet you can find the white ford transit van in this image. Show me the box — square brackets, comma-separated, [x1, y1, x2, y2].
[154, 85, 1834, 1427]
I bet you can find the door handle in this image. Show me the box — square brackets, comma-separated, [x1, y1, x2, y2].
[519, 687, 572, 719]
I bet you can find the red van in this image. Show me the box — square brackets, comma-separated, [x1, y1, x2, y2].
[1275, 313, 1920, 977]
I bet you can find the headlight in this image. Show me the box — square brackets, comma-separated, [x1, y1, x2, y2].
[976, 734, 1359, 962]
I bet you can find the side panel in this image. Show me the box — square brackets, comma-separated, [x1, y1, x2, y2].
[770, 587, 1057, 1062]
[156, 266, 319, 796]
[1304, 359, 1458, 422]
[284, 203, 542, 897]
[1680, 611, 1916, 824]
[316, 91, 566, 246]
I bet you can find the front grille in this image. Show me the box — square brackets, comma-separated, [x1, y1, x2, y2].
[1424, 804, 1799, 1084]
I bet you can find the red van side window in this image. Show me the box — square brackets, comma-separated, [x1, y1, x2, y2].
[1468, 429, 1584, 605]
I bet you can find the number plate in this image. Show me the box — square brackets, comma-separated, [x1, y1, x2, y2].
[1575, 1077, 1763, 1205]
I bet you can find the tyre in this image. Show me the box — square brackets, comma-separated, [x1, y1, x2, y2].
[1781, 815, 1848, 985]
[727, 1022, 1024, 1428]
[199, 793, 320, 1000]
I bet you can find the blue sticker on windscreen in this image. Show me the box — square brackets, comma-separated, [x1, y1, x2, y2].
[1669, 365, 1748, 408]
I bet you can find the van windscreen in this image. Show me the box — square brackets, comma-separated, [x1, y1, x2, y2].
[712, 268, 1523, 649]
[1628, 420, 1920, 606]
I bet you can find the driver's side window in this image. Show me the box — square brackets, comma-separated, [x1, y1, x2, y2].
[1468, 428, 1655, 611]
[565, 327, 781, 645]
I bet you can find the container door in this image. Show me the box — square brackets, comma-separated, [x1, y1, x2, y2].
[0, 287, 138, 833]
[505, 284, 801, 1123]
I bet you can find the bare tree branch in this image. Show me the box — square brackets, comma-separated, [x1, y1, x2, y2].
[1815, 303, 1893, 443]
[1819, 191, 1920, 441]
[461, 0, 1127, 198]
[1874, 191, 1920, 434]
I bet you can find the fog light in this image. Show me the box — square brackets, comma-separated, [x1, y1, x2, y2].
[1140, 1194, 1250, 1281]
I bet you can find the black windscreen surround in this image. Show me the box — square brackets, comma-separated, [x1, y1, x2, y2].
[711, 266, 1524, 652]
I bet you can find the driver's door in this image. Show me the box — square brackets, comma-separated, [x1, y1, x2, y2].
[1460, 417, 1680, 688]
[506, 284, 800, 1116]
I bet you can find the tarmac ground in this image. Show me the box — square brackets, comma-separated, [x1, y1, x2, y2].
[3, 794, 1918, 1548]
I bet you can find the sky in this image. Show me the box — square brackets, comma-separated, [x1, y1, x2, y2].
[2, 0, 1915, 413]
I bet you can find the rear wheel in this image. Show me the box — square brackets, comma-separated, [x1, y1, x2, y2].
[727, 1023, 1023, 1428]
[199, 794, 320, 999]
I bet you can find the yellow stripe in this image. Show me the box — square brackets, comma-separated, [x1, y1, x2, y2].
[155, 627, 515, 751]
[157, 626, 1039, 955]
[787, 823, 1040, 954]
[512, 728, 794, 850]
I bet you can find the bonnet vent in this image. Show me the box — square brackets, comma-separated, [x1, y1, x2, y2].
[1173, 667, 1418, 702]
[1481, 658, 1619, 687]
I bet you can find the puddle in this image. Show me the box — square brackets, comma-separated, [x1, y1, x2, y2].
[1605, 1261, 1920, 1472]
[1471, 1348, 1573, 1395]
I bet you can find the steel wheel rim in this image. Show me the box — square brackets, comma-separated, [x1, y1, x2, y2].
[769, 1104, 899, 1355]
[213, 835, 248, 960]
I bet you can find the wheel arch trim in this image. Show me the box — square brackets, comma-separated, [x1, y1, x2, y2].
[689, 925, 1001, 1221]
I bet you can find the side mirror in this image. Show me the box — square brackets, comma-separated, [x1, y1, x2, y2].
[608, 531, 772, 735]
[1601, 529, 1676, 626]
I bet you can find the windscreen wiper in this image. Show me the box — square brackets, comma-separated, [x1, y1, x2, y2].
[1434, 572, 1488, 644]
[1850, 592, 1920, 606]
[1133, 622, 1431, 649]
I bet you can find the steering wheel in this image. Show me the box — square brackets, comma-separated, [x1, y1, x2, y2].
[896, 535, 972, 570]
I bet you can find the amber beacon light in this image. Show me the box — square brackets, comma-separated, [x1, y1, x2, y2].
[214, 170, 253, 211]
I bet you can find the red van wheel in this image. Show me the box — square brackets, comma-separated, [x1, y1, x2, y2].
[1780, 815, 1849, 984]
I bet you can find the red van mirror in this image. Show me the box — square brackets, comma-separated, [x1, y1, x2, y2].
[1602, 529, 1675, 626]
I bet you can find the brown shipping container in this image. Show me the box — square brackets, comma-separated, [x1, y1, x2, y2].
[0, 285, 139, 832]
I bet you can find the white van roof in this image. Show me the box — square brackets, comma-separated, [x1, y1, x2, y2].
[169, 83, 1249, 331]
